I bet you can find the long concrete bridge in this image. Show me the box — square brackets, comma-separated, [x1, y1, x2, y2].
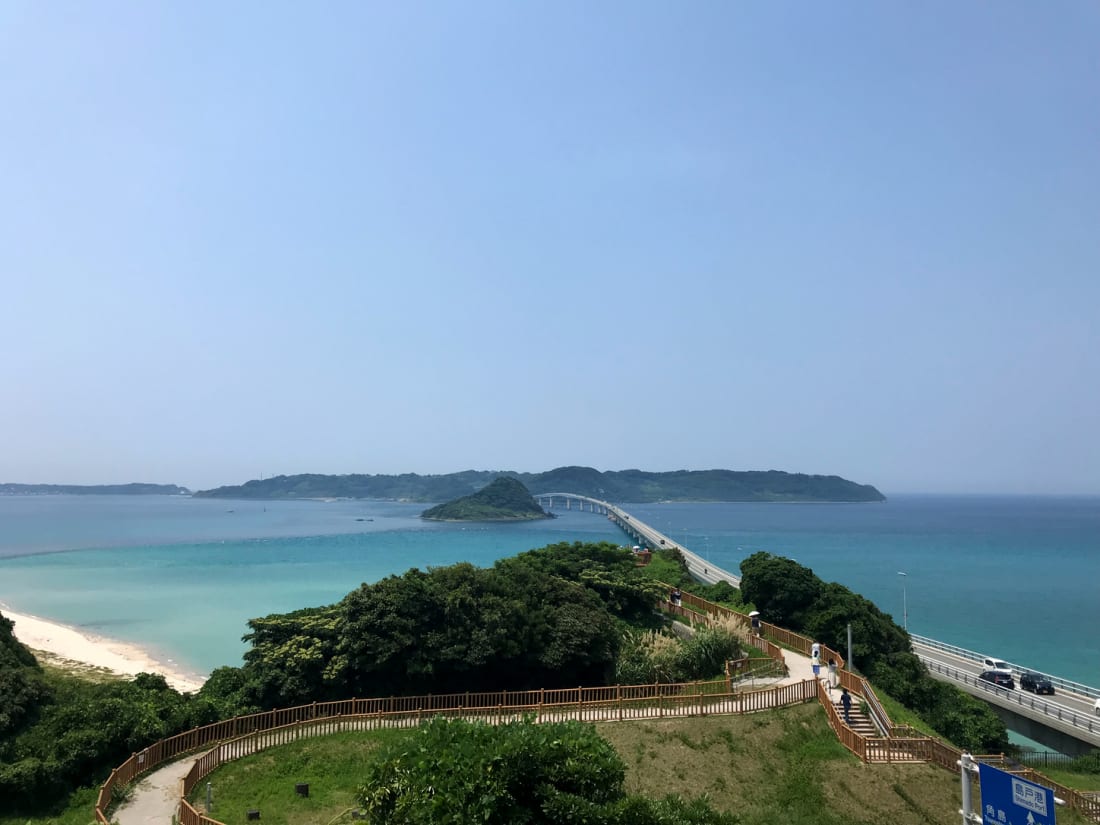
[534, 492, 737, 586]
[536, 492, 1100, 754]
[911, 635, 1100, 755]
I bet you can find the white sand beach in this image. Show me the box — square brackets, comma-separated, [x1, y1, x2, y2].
[2, 605, 206, 693]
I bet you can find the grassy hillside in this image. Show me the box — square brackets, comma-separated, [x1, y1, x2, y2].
[173, 705, 1099, 825]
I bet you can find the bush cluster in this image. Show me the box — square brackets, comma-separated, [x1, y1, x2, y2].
[615, 626, 743, 685]
[357, 716, 737, 825]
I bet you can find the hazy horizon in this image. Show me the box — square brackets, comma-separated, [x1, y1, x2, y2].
[3, 3, 1097, 497]
[5, 469, 1100, 500]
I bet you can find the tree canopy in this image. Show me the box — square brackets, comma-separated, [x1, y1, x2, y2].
[0, 613, 219, 816]
[738, 552, 1008, 752]
[214, 542, 662, 710]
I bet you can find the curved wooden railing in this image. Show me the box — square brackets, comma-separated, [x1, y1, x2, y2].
[97, 677, 819, 825]
[97, 589, 1100, 825]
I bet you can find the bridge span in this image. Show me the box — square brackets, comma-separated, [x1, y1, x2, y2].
[537, 492, 1100, 753]
[912, 635, 1100, 754]
[534, 492, 738, 587]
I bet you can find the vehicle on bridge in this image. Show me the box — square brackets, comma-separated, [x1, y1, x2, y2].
[1019, 672, 1055, 695]
[979, 670, 1015, 689]
[982, 656, 1012, 674]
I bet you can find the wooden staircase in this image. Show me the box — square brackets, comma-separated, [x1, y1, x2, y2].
[833, 696, 878, 738]
[832, 694, 925, 763]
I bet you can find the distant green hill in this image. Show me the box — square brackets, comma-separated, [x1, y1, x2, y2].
[195, 466, 885, 503]
[421, 477, 552, 522]
[0, 483, 190, 496]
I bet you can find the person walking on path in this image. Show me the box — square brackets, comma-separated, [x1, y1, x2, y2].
[840, 688, 853, 724]
[840, 686, 858, 726]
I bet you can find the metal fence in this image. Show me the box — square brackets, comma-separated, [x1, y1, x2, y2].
[911, 634, 1100, 700]
[919, 657, 1100, 739]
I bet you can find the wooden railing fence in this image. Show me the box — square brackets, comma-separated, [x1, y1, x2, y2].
[97, 677, 819, 825]
[661, 588, 1100, 822]
[659, 584, 845, 671]
[97, 588, 1100, 825]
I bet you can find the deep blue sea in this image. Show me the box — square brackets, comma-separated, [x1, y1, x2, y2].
[1, 494, 1097, 691]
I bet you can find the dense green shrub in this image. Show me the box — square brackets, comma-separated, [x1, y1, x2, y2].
[0, 664, 218, 815]
[614, 626, 742, 685]
[0, 613, 50, 740]
[208, 543, 660, 711]
[357, 717, 737, 825]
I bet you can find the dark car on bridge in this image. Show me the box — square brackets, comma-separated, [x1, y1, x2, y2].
[979, 670, 1015, 690]
[1019, 672, 1054, 695]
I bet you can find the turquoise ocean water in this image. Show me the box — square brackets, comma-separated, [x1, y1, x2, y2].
[0, 494, 1097, 690]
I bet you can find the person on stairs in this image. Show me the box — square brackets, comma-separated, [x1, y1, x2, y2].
[840, 688, 852, 725]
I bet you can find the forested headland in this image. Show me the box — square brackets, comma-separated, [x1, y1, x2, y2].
[195, 466, 886, 502]
[2, 541, 1045, 821]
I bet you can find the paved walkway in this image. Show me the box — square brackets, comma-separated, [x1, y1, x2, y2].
[113, 758, 194, 825]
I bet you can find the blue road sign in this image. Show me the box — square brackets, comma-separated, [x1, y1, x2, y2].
[978, 763, 1056, 825]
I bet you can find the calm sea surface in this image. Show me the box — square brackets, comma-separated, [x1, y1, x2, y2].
[0, 494, 1097, 690]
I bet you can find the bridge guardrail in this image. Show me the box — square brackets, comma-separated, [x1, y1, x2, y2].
[920, 657, 1100, 737]
[912, 634, 1100, 700]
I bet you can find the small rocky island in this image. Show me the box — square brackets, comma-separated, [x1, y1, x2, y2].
[420, 477, 553, 522]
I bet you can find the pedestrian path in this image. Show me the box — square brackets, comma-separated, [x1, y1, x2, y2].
[113, 758, 194, 825]
[103, 642, 880, 825]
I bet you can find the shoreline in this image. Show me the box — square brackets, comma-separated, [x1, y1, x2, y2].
[1, 604, 207, 693]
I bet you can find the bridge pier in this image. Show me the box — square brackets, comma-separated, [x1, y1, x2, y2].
[988, 704, 1098, 757]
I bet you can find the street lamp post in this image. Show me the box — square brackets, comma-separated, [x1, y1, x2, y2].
[897, 571, 908, 631]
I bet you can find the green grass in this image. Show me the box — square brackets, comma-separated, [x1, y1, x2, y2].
[186, 730, 407, 825]
[1034, 765, 1100, 792]
[874, 688, 943, 738]
[636, 551, 685, 585]
[175, 704, 1045, 825]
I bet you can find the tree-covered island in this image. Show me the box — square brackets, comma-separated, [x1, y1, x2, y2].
[195, 466, 886, 502]
[420, 476, 552, 521]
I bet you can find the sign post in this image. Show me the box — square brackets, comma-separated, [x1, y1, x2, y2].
[977, 763, 1056, 825]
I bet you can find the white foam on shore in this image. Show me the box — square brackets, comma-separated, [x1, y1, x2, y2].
[1, 604, 206, 693]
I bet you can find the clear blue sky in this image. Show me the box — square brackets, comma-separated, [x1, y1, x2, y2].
[2, 3, 1097, 494]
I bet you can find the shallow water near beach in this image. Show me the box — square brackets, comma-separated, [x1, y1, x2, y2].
[0, 494, 1097, 690]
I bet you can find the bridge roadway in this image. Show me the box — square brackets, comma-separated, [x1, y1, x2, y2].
[534, 492, 738, 587]
[912, 635, 1100, 753]
[537, 492, 1100, 752]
